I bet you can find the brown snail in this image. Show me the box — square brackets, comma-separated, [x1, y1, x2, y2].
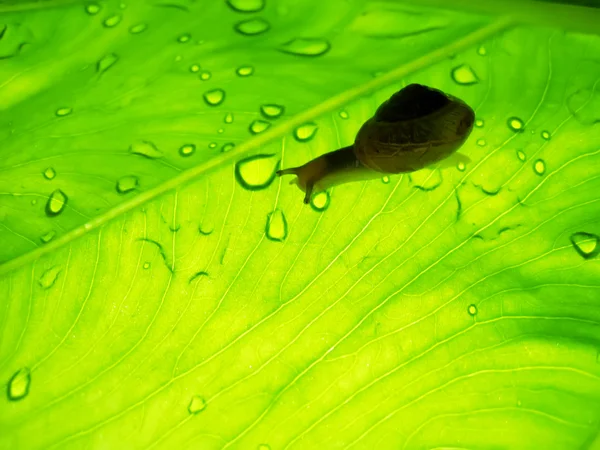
[277, 83, 475, 204]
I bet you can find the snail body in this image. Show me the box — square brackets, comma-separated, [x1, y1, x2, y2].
[277, 83, 475, 204]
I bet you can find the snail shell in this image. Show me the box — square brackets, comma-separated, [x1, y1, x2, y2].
[277, 83, 475, 204]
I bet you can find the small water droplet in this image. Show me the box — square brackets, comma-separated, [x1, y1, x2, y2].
[468, 304, 477, 316]
[178, 33, 191, 43]
[43, 167, 56, 180]
[224, 113, 234, 124]
[222, 143, 235, 153]
[40, 230, 56, 244]
[541, 130, 551, 140]
[382, 175, 390, 184]
[235, 154, 279, 190]
[103, 14, 121, 28]
[39, 266, 61, 289]
[143, 262, 150, 269]
[199, 70, 211, 80]
[410, 169, 442, 191]
[188, 395, 207, 414]
[130, 140, 163, 159]
[260, 104, 284, 119]
[235, 18, 270, 36]
[451, 64, 478, 85]
[175, 55, 182, 62]
[294, 122, 318, 142]
[249, 120, 271, 134]
[116, 176, 139, 194]
[457, 162, 466, 171]
[218, 128, 224, 134]
[507, 117, 524, 132]
[533, 159, 545, 175]
[97, 53, 118, 74]
[179, 144, 196, 157]
[129, 23, 147, 34]
[203, 89, 225, 106]
[7, 368, 30, 401]
[517, 150, 526, 161]
[475, 119, 484, 128]
[189, 64, 200, 73]
[55, 107, 72, 117]
[570, 232, 599, 259]
[226, 0, 265, 12]
[311, 191, 330, 211]
[477, 45, 487, 56]
[31, 199, 37, 205]
[516, 399, 522, 407]
[339, 110, 349, 119]
[236, 65, 254, 77]
[279, 38, 330, 57]
[85, 2, 101, 14]
[476, 138, 486, 147]
[45, 190, 67, 216]
[209, 142, 217, 149]
[266, 209, 287, 242]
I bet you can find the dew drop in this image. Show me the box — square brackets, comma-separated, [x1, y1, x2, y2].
[178, 33, 191, 43]
[477, 45, 487, 56]
[541, 130, 551, 140]
[199, 224, 214, 235]
[179, 144, 196, 157]
[236, 65, 254, 77]
[129, 23, 147, 34]
[188, 395, 207, 414]
[410, 169, 442, 191]
[7, 368, 30, 401]
[235, 18, 270, 36]
[31, 199, 37, 205]
[43, 167, 56, 180]
[143, 262, 150, 269]
[103, 14, 121, 28]
[457, 162, 466, 171]
[85, 3, 101, 14]
[45, 190, 67, 217]
[199, 70, 211, 80]
[517, 150, 526, 161]
[311, 191, 330, 212]
[260, 104, 284, 119]
[174, 55, 182, 62]
[224, 113, 234, 124]
[55, 107, 72, 117]
[339, 110, 349, 119]
[218, 128, 224, 134]
[116, 176, 139, 194]
[382, 175, 390, 184]
[507, 117, 524, 132]
[476, 138, 486, 147]
[279, 38, 331, 57]
[266, 209, 288, 242]
[475, 119, 484, 128]
[130, 140, 163, 159]
[533, 159, 546, 175]
[40, 230, 56, 244]
[235, 154, 279, 190]
[209, 142, 217, 149]
[203, 89, 225, 106]
[451, 64, 478, 85]
[226, 0, 265, 12]
[294, 122, 318, 142]
[569, 232, 599, 259]
[221, 143, 235, 153]
[97, 53, 118, 74]
[39, 266, 61, 289]
[468, 304, 477, 316]
[189, 64, 200, 73]
[249, 120, 271, 134]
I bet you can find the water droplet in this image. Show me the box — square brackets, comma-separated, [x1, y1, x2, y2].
[236, 65, 254, 77]
[311, 191, 330, 212]
[541, 130, 551, 140]
[477, 45, 487, 56]
[85, 3, 101, 14]
[451, 64, 478, 85]
[260, 104, 284, 119]
[266, 209, 287, 242]
[199, 224, 213, 235]
[174, 55, 182, 62]
[203, 89, 225, 106]
[116, 175, 139, 193]
[129, 23, 147, 34]
[218, 128, 224, 134]
[45, 190, 67, 216]
[39, 266, 61, 289]
[189, 64, 200, 73]
[222, 143, 235, 153]
[226, 0, 265, 12]
[294, 123, 318, 142]
[279, 38, 330, 57]
[475, 119, 484, 128]
[224, 113, 234, 124]
[249, 120, 271, 134]
[31, 199, 37, 205]
[468, 304, 477, 316]
[130, 140, 163, 159]
[103, 14, 121, 28]
[97, 53, 118, 74]
[43, 167, 56, 180]
[382, 176, 390, 184]
[517, 150, 526, 161]
[7, 368, 30, 401]
[179, 144, 196, 157]
[457, 162, 466, 171]
[188, 395, 207, 414]
[209, 142, 217, 149]
[507, 117, 524, 132]
[235, 154, 279, 190]
[476, 138, 486, 147]
[410, 169, 442, 191]
[339, 110, 349, 119]
[533, 159, 545, 175]
[55, 107, 72, 117]
[569, 232, 599, 259]
[235, 18, 270, 36]
[199, 70, 211, 80]
[143, 262, 150, 269]
[516, 399, 522, 407]
[178, 33, 191, 43]
[40, 230, 56, 244]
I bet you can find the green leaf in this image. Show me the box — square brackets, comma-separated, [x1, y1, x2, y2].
[1, 1, 600, 449]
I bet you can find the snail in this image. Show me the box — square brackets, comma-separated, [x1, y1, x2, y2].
[277, 83, 475, 204]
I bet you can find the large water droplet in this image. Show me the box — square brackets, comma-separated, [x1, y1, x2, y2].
[130, 140, 163, 159]
[40, 230, 56, 244]
[177, 33, 191, 43]
[222, 143, 235, 153]
[224, 113, 234, 124]
[311, 191, 330, 212]
[569, 232, 599, 259]
[188, 395, 207, 414]
[475, 119, 484, 128]
[249, 120, 271, 134]
[476, 138, 486, 147]
[339, 110, 349, 119]
[116, 175, 139, 194]
[45, 190, 67, 216]
[55, 107, 72, 117]
[294, 123, 318, 142]
[86, 3, 101, 14]
[279, 38, 330, 57]
[103, 14, 121, 28]
[541, 130, 551, 140]
[189, 64, 200, 73]
[7, 368, 30, 401]
[39, 266, 61, 289]
[451, 64, 478, 85]
[235, 18, 270, 36]
[226, 0, 265, 12]
[517, 150, 526, 161]
[382, 175, 390, 184]
[533, 159, 546, 175]
[203, 89, 225, 106]
[260, 104, 284, 119]
[179, 144, 196, 157]
[507, 117, 524, 132]
[43, 167, 56, 180]
[236, 65, 254, 77]
[468, 304, 478, 316]
[235, 154, 279, 190]
[129, 23, 147, 34]
[97, 53, 118, 74]
[266, 209, 287, 242]
[457, 161, 466, 171]
[199, 70, 211, 81]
